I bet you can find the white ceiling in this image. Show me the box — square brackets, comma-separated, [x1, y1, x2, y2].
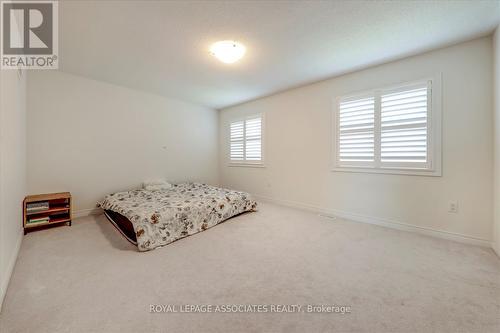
[59, 0, 500, 109]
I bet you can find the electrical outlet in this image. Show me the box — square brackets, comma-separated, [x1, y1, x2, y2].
[448, 201, 458, 213]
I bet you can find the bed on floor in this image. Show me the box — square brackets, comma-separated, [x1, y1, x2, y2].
[98, 183, 257, 251]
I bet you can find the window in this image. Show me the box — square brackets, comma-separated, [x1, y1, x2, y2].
[229, 115, 263, 165]
[333, 78, 441, 176]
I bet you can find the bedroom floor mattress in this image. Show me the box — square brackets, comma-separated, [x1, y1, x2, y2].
[98, 183, 257, 251]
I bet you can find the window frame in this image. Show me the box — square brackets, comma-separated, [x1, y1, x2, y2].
[228, 113, 265, 167]
[332, 75, 442, 177]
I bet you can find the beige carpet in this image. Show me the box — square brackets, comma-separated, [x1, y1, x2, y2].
[0, 202, 499, 333]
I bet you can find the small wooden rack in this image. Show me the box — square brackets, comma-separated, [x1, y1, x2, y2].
[23, 192, 72, 234]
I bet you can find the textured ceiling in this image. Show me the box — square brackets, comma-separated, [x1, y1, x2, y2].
[59, 0, 500, 109]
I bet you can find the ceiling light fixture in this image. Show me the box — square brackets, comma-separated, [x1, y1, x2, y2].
[210, 40, 246, 64]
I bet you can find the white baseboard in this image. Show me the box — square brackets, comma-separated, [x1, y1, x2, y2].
[73, 207, 103, 219]
[254, 195, 492, 248]
[0, 229, 23, 313]
[493, 241, 500, 257]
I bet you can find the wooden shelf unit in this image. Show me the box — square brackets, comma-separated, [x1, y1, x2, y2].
[23, 192, 72, 234]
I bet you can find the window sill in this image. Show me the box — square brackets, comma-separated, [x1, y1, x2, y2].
[228, 163, 265, 168]
[331, 166, 441, 177]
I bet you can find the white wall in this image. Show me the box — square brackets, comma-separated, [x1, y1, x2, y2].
[494, 27, 500, 255]
[219, 37, 494, 243]
[0, 68, 27, 309]
[27, 71, 219, 213]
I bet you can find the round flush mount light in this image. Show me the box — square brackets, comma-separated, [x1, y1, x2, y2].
[210, 40, 246, 64]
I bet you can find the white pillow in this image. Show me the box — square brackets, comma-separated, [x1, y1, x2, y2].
[143, 179, 172, 191]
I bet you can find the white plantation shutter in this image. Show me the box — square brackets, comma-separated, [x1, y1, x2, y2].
[380, 82, 430, 167]
[229, 115, 263, 164]
[338, 96, 375, 165]
[245, 117, 262, 161]
[334, 79, 437, 173]
[230, 121, 244, 161]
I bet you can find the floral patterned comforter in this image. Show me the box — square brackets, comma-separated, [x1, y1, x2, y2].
[98, 183, 257, 251]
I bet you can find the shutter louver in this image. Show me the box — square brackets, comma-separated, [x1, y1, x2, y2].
[381, 83, 429, 164]
[338, 97, 375, 163]
[245, 117, 262, 161]
[230, 121, 244, 161]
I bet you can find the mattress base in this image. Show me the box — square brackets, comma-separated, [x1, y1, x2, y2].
[104, 210, 138, 245]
